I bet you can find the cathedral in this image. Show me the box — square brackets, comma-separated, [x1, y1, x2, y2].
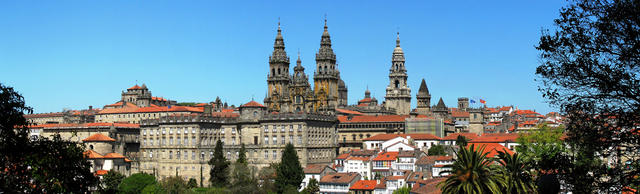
[263, 20, 348, 113]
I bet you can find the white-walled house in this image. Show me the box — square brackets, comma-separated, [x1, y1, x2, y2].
[319, 172, 361, 194]
[344, 156, 373, 179]
[301, 164, 336, 191]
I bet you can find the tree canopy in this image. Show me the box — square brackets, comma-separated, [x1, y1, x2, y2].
[119, 172, 157, 194]
[209, 139, 229, 187]
[427, 144, 447, 156]
[275, 143, 304, 193]
[536, 0, 640, 192]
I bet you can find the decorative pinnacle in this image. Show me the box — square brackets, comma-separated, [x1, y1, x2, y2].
[277, 17, 281, 32]
[324, 14, 328, 31]
[396, 32, 401, 47]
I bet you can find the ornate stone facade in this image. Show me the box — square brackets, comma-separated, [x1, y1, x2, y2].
[384, 33, 412, 115]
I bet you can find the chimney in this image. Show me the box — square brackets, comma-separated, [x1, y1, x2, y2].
[88, 105, 93, 110]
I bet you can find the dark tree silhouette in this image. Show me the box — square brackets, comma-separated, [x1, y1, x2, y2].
[0, 83, 98, 193]
[275, 143, 304, 193]
[536, 0, 640, 192]
[209, 139, 229, 187]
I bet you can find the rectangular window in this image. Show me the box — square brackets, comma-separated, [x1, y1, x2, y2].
[289, 135, 293, 144]
[143, 130, 147, 135]
[169, 138, 173, 145]
[184, 138, 188, 145]
[177, 137, 181, 145]
[162, 128, 166, 134]
[149, 139, 153, 146]
[272, 126, 277, 133]
[264, 151, 268, 159]
[289, 125, 293, 132]
[232, 128, 236, 135]
[177, 151, 181, 159]
[192, 151, 195, 160]
[200, 151, 205, 160]
[192, 137, 196, 146]
[210, 151, 213, 158]
[156, 129, 159, 135]
[177, 128, 180, 134]
[232, 137, 236, 145]
[264, 136, 269, 145]
[298, 125, 302, 132]
[150, 150, 153, 158]
[273, 150, 277, 159]
[221, 129, 225, 134]
[162, 138, 166, 145]
[169, 128, 173, 134]
[192, 127, 196, 134]
[254, 136, 258, 145]
[272, 136, 277, 144]
[297, 135, 302, 144]
[264, 126, 268, 132]
[281, 136, 285, 144]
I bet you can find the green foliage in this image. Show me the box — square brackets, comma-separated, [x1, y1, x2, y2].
[455, 135, 468, 147]
[300, 178, 319, 194]
[0, 83, 99, 193]
[161, 176, 188, 194]
[536, 0, 640, 192]
[141, 183, 165, 194]
[275, 143, 304, 193]
[258, 163, 278, 193]
[282, 185, 299, 194]
[392, 186, 411, 194]
[187, 178, 198, 189]
[439, 144, 505, 193]
[209, 139, 230, 187]
[190, 187, 228, 194]
[497, 151, 537, 194]
[237, 143, 247, 164]
[230, 144, 258, 194]
[101, 170, 125, 193]
[119, 172, 157, 194]
[427, 145, 447, 156]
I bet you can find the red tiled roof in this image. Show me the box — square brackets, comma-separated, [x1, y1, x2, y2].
[124, 158, 132, 162]
[103, 153, 126, 159]
[336, 108, 364, 115]
[451, 111, 469, 118]
[467, 143, 513, 158]
[95, 170, 109, 176]
[350, 180, 377, 190]
[434, 155, 453, 161]
[362, 133, 441, 141]
[346, 156, 371, 161]
[442, 133, 478, 141]
[151, 96, 168, 101]
[499, 106, 513, 111]
[336, 153, 350, 160]
[373, 152, 398, 161]
[358, 98, 372, 103]
[83, 133, 116, 142]
[128, 85, 142, 90]
[30, 122, 139, 129]
[240, 101, 265, 108]
[304, 164, 329, 174]
[469, 133, 519, 143]
[84, 150, 104, 159]
[320, 172, 360, 184]
[338, 115, 411, 123]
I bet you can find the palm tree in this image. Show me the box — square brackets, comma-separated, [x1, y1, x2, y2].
[439, 144, 505, 194]
[497, 151, 536, 194]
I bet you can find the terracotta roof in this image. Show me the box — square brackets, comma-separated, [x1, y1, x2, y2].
[83, 133, 116, 142]
[336, 108, 364, 115]
[151, 96, 168, 101]
[304, 164, 329, 174]
[95, 170, 109, 176]
[435, 155, 453, 161]
[467, 143, 513, 158]
[240, 101, 265, 108]
[358, 98, 372, 103]
[469, 133, 519, 143]
[320, 172, 360, 184]
[346, 156, 371, 161]
[451, 111, 469, 118]
[128, 85, 142, 90]
[411, 178, 445, 194]
[416, 156, 439, 165]
[84, 150, 104, 159]
[498, 106, 513, 111]
[350, 180, 377, 190]
[124, 158, 132, 162]
[338, 115, 411, 123]
[373, 152, 398, 161]
[336, 153, 350, 160]
[103, 153, 126, 159]
[362, 133, 440, 141]
[442, 133, 478, 141]
[30, 122, 139, 129]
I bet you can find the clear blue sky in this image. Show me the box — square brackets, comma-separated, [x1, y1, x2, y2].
[0, 0, 567, 114]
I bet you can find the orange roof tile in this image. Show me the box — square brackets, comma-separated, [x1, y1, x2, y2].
[240, 101, 265, 108]
[451, 111, 470, 118]
[358, 98, 372, 103]
[386, 176, 404, 180]
[434, 155, 453, 161]
[84, 150, 104, 159]
[124, 158, 132, 162]
[336, 153, 350, 160]
[442, 133, 478, 141]
[467, 143, 513, 158]
[304, 164, 329, 174]
[103, 153, 126, 159]
[128, 85, 142, 90]
[362, 133, 441, 141]
[336, 108, 364, 115]
[95, 170, 109, 176]
[373, 152, 398, 161]
[30, 122, 139, 129]
[346, 156, 371, 161]
[338, 115, 411, 123]
[98, 105, 203, 114]
[83, 133, 116, 142]
[350, 180, 377, 190]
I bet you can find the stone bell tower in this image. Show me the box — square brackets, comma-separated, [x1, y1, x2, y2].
[384, 32, 411, 115]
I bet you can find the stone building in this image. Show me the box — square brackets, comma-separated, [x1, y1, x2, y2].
[264, 20, 348, 114]
[138, 100, 338, 186]
[414, 79, 431, 115]
[384, 33, 412, 115]
[25, 106, 99, 125]
[30, 123, 140, 176]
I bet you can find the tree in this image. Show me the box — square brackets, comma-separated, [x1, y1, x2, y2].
[455, 135, 468, 147]
[392, 186, 411, 194]
[275, 143, 304, 193]
[0, 83, 99, 193]
[516, 124, 565, 193]
[141, 183, 164, 194]
[187, 178, 198, 189]
[427, 145, 446, 156]
[209, 139, 230, 187]
[230, 143, 258, 193]
[439, 144, 505, 193]
[536, 0, 640, 192]
[300, 178, 319, 194]
[100, 170, 125, 193]
[258, 163, 278, 193]
[497, 151, 537, 194]
[161, 176, 188, 194]
[119, 172, 157, 194]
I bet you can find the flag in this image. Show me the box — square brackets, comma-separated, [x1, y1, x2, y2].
[470, 99, 476, 103]
[480, 99, 486, 104]
[168, 105, 172, 109]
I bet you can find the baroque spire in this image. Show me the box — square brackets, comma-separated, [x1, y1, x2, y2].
[392, 32, 405, 62]
[270, 19, 289, 64]
[316, 17, 336, 62]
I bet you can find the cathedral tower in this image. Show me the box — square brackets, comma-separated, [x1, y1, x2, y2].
[290, 52, 315, 112]
[415, 79, 431, 115]
[384, 32, 412, 115]
[264, 21, 291, 112]
[313, 19, 342, 112]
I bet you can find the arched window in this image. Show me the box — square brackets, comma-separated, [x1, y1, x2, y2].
[89, 145, 93, 150]
[253, 111, 258, 117]
[272, 68, 275, 75]
[395, 80, 400, 88]
[278, 68, 281, 75]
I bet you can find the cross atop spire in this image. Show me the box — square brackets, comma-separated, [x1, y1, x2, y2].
[396, 32, 401, 47]
[324, 14, 328, 31]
